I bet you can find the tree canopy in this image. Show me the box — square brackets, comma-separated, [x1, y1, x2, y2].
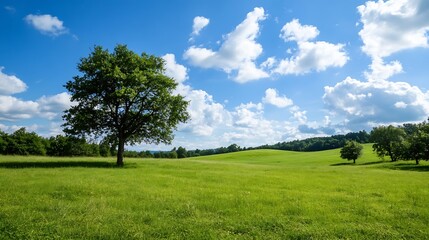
[63, 44, 189, 166]
[340, 140, 363, 164]
[370, 125, 406, 162]
[401, 122, 429, 165]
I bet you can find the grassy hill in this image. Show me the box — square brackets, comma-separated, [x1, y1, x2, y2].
[0, 145, 428, 239]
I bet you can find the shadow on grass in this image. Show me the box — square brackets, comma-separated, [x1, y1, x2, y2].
[0, 161, 135, 169]
[331, 161, 386, 167]
[330, 162, 354, 166]
[385, 163, 429, 172]
[359, 160, 385, 166]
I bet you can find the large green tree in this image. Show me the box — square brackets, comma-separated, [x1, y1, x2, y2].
[370, 125, 406, 162]
[340, 140, 363, 164]
[404, 122, 429, 165]
[63, 45, 189, 166]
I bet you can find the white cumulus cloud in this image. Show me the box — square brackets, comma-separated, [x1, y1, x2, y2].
[0, 92, 74, 121]
[191, 16, 210, 37]
[274, 19, 348, 75]
[157, 57, 312, 147]
[0, 95, 39, 120]
[326, 0, 429, 131]
[262, 88, 293, 108]
[364, 57, 403, 81]
[25, 14, 68, 36]
[162, 53, 229, 137]
[289, 106, 308, 124]
[260, 57, 277, 69]
[37, 92, 74, 120]
[0, 67, 27, 95]
[182, 89, 229, 137]
[280, 19, 319, 43]
[323, 77, 429, 128]
[225, 102, 283, 146]
[358, 0, 429, 58]
[162, 54, 188, 83]
[184, 7, 269, 83]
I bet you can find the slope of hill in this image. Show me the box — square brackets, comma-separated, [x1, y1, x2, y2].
[0, 145, 428, 239]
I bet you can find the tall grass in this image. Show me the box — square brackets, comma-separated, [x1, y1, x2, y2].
[0, 145, 428, 239]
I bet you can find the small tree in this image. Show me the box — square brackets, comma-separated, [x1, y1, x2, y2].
[340, 140, 363, 164]
[227, 143, 240, 152]
[63, 45, 189, 166]
[176, 146, 187, 158]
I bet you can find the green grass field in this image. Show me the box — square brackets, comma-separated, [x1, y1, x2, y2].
[0, 144, 428, 239]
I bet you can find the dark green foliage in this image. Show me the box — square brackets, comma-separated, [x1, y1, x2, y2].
[370, 125, 406, 162]
[63, 44, 189, 166]
[227, 144, 240, 152]
[3, 128, 47, 155]
[123, 150, 140, 158]
[0, 131, 100, 157]
[176, 146, 187, 158]
[168, 151, 178, 159]
[122, 150, 153, 158]
[340, 140, 363, 164]
[402, 122, 429, 165]
[186, 143, 243, 158]
[47, 135, 99, 157]
[46, 135, 68, 156]
[256, 131, 370, 152]
[369, 122, 429, 165]
[152, 150, 178, 159]
[0, 130, 7, 154]
[98, 139, 111, 157]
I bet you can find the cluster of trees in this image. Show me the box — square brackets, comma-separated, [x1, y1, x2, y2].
[0, 128, 237, 159]
[0, 128, 48, 156]
[0, 128, 101, 157]
[0, 127, 373, 160]
[370, 122, 429, 165]
[115, 145, 243, 159]
[147, 144, 246, 159]
[339, 121, 429, 165]
[255, 131, 370, 152]
[0, 128, 191, 159]
[0, 127, 245, 159]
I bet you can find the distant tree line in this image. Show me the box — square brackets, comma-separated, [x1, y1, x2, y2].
[0, 128, 231, 159]
[0, 128, 102, 157]
[0, 128, 144, 158]
[173, 132, 371, 158]
[0, 128, 374, 159]
[4, 124, 428, 165]
[254, 131, 370, 152]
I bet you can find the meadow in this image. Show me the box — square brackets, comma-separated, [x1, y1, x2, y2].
[0, 144, 428, 239]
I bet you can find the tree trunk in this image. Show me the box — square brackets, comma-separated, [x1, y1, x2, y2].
[388, 148, 396, 162]
[416, 159, 420, 165]
[353, 159, 356, 164]
[117, 137, 125, 167]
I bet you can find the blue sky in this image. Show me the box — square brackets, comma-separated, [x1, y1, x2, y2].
[1, 0, 429, 150]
